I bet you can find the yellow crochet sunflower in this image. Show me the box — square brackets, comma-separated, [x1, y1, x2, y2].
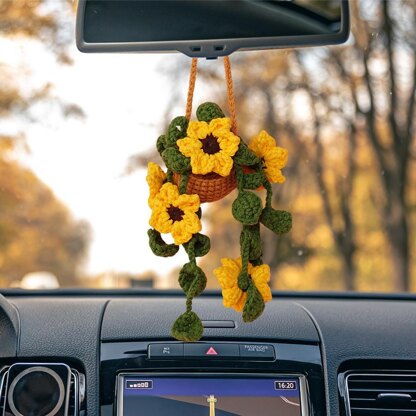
[214, 257, 272, 312]
[177, 117, 240, 177]
[248, 130, 288, 184]
[146, 162, 166, 207]
[149, 182, 201, 245]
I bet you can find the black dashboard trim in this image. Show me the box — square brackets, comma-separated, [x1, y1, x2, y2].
[3, 288, 416, 302]
[0, 295, 19, 358]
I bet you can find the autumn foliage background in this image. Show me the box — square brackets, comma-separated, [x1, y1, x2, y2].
[0, 0, 415, 292]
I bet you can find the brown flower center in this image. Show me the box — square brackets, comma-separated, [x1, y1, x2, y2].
[167, 205, 184, 222]
[200, 134, 220, 155]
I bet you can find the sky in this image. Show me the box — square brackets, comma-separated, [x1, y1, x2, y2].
[1, 33, 214, 280]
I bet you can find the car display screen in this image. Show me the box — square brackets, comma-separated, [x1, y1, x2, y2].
[119, 375, 304, 416]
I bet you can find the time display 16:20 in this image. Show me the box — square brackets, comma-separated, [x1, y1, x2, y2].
[275, 381, 297, 390]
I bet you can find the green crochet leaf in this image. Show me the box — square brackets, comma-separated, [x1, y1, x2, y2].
[171, 311, 204, 342]
[241, 224, 262, 261]
[260, 208, 292, 234]
[232, 191, 263, 225]
[196, 102, 225, 123]
[184, 233, 211, 257]
[238, 271, 250, 291]
[242, 170, 265, 190]
[242, 283, 265, 323]
[156, 135, 166, 155]
[233, 142, 260, 166]
[165, 116, 189, 147]
[162, 147, 191, 174]
[147, 229, 179, 257]
[178, 262, 207, 298]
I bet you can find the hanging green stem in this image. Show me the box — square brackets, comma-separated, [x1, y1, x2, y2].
[179, 172, 190, 194]
[264, 179, 273, 209]
[238, 234, 251, 291]
[186, 296, 193, 312]
[235, 164, 245, 192]
[172, 234, 206, 342]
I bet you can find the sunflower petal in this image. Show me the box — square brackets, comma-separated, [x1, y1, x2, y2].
[251, 264, 272, 303]
[149, 208, 172, 234]
[265, 146, 288, 169]
[234, 291, 248, 312]
[249, 130, 276, 154]
[181, 212, 202, 235]
[222, 287, 246, 311]
[157, 182, 179, 202]
[176, 193, 200, 213]
[214, 257, 241, 289]
[187, 120, 209, 140]
[146, 162, 166, 206]
[171, 219, 193, 245]
[211, 152, 234, 177]
[190, 152, 214, 175]
[218, 131, 240, 156]
[251, 264, 271, 283]
[177, 137, 202, 158]
[265, 167, 286, 184]
[209, 117, 231, 137]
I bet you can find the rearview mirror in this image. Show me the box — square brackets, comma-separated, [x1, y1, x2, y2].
[76, 0, 350, 58]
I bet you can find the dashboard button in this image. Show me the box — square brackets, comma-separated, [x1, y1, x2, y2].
[184, 343, 239, 359]
[239, 344, 275, 360]
[148, 343, 184, 359]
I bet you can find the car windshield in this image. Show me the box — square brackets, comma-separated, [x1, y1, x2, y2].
[0, 0, 415, 292]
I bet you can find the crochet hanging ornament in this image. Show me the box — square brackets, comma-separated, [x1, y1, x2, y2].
[146, 57, 292, 342]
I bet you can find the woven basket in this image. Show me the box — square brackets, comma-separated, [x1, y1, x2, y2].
[173, 169, 237, 203]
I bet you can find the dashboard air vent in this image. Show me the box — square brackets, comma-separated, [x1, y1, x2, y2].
[343, 373, 416, 416]
[0, 364, 84, 416]
[0, 366, 8, 415]
[69, 368, 86, 416]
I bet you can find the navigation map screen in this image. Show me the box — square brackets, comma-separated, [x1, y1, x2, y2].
[119, 375, 304, 416]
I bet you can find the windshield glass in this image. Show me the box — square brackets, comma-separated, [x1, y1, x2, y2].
[0, 0, 415, 292]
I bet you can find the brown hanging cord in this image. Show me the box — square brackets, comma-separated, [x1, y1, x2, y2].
[185, 58, 198, 122]
[185, 56, 238, 135]
[223, 56, 238, 135]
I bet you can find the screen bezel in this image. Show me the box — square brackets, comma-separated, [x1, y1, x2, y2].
[76, 0, 350, 58]
[116, 372, 309, 416]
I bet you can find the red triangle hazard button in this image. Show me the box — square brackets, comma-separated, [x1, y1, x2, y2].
[206, 346, 218, 355]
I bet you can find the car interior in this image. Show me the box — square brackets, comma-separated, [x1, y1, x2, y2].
[1, 1, 416, 416]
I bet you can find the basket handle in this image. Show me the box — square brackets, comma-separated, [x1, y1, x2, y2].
[185, 57, 238, 135]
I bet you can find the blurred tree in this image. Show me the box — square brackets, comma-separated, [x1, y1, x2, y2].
[291, 53, 359, 290]
[0, 0, 83, 123]
[0, 0, 89, 286]
[321, 0, 416, 290]
[0, 0, 75, 62]
[0, 139, 91, 286]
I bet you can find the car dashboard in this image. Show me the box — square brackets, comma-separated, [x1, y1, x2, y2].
[1, 291, 416, 416]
